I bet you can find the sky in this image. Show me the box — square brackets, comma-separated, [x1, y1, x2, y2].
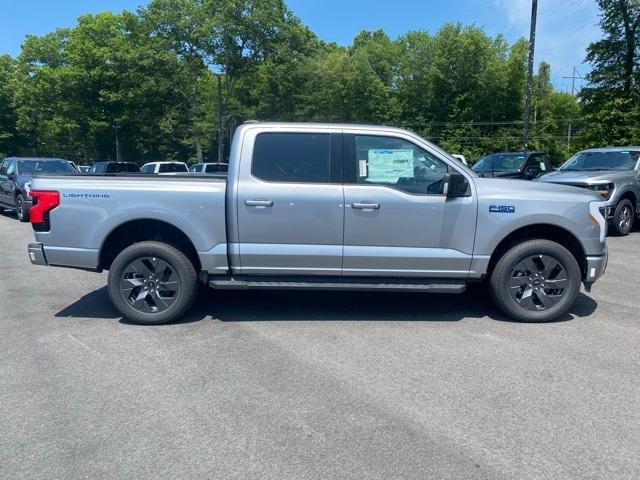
[0, 0, 601, 91]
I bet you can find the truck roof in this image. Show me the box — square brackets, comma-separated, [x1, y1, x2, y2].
[239, 121, 416, 134]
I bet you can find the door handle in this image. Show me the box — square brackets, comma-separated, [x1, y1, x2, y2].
[352, 202, 380, 210]
[245, 199, 273, 207]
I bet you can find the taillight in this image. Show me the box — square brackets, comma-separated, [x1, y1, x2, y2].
[29, 190, 59, 231]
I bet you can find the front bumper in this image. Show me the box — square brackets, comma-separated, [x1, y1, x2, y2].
[584, 246, 608, 286]
[28, 242, 48, 266]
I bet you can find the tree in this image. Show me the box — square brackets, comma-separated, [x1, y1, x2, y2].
[580, 0, 640, 146]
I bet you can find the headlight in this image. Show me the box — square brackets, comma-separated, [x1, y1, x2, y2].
[588, 183, 614, 200]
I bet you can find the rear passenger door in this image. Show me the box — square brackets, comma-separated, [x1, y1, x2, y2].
[235, 128, 343, 275]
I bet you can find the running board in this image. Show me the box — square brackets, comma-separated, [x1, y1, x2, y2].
[209, 277, 466, 294]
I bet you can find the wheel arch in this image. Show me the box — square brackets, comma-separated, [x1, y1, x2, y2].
[99, 218, 201, 272]
[487, 223, 587, 279]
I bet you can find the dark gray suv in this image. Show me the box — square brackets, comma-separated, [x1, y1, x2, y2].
[0, 157, 77, 222]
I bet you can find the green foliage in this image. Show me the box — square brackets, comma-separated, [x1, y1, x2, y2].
[0, 0, 606, 165]
[580, 0, 640, 148]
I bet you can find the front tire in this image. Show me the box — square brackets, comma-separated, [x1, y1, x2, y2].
[610, 199, 634, 236]
[489, 239, 581, 322]
[107, 241, 198, 325]
[16, 194, 29, 222]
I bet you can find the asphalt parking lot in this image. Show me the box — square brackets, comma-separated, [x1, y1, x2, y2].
[1, 212, 639, 480]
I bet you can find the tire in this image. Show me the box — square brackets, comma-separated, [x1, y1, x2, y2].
[107, 241, 198, 325]
[16, 194, 29, 222]
[610, 199, 634, 236]
[489, 239, 581, 322]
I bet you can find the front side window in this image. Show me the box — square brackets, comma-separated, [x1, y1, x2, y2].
[252, 133, 331, 183]
[354, 135, 448, 195]
[560, 151, 640, 171]
[6, 160, 16, 176]
[141, 164, 155, 173]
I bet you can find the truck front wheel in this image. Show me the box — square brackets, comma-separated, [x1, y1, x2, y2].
[610, 199, 634, 236]
[489, 239, 581, 322]
[107, 241, 198, 325]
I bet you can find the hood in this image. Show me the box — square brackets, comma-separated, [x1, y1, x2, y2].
[474, 177, 602, 202]
[537, 169, 632, 185]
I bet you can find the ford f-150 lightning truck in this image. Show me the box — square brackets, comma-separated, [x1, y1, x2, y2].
[27, 123, 609, 324]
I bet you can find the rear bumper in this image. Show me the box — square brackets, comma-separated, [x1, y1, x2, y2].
[28, 242, 48, 266]
[584, 246, 608, 285]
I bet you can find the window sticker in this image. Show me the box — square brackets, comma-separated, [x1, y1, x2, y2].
[359, 159, 368, 177]
[367, 149, 414, 183]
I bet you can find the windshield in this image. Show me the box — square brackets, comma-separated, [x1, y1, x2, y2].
[560, 151, 639, 171]
[17, 160, 76, 175]
[472, 154, 526, 173]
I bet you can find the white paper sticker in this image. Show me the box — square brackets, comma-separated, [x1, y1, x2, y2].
[367, 149, 414, 183]
[359, 159, 368, 177]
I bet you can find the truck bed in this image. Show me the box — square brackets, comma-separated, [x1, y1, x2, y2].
[29, 174, 229, 274]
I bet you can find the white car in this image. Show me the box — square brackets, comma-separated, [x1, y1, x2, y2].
[451, 154, 468, 165]
[140, 161, 189, 174]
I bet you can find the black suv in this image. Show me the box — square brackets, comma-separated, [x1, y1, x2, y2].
[472, 151, 553, 179]
[0, 157, 77, 222]
[88, 162, 140, 174]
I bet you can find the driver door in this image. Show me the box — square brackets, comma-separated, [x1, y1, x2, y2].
[342, 132, 477, 278]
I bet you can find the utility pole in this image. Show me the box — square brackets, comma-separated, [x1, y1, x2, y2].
[523, 0, 538, 152]
[115, 125, 121, 162]
[217, 74, 224, 163]
[562, 67, 584, 148]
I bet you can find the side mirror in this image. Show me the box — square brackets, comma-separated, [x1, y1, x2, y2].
[8, 173, 16, 181]
[445, 173, 470, 197]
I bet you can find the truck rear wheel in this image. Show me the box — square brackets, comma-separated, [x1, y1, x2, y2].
[16, 194, 29, 222]
[107, 241, 198, 325]
[489, 239, 581, 322]
[610, 199, 634, 236]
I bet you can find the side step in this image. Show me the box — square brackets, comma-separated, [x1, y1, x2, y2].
[209, 276, 466, 294]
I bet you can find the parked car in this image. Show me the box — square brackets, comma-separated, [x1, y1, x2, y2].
[472, 151, 552, 179]
[27, 122, 608, 325]
[0, 157, 77, 222]
[140, 161, 188, 174]
[189, 162, 229, 174]
[88, 162, 140, 174]
[537, 147, 640, 236]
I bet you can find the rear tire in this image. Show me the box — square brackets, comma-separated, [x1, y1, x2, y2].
[610, 199, 634, 236]
[107, 241, 198, 325]
[489, 239, 581, 322]
[16, 194, 29, 222]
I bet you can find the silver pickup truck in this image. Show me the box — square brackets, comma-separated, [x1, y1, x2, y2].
[27, 122, 609, 324]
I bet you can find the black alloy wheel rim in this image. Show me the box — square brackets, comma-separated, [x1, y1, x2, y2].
[509, 254, 569, 311]
[619, 205, 632, 231]
[120, 256, 181, 314]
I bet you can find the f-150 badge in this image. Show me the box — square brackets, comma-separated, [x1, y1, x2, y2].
[489, 205, 515, 213]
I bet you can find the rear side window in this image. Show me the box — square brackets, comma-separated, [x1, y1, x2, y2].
[141, 164, 155, 173]
[252, 133, 331, 183]
[159, 163, 188, 173]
